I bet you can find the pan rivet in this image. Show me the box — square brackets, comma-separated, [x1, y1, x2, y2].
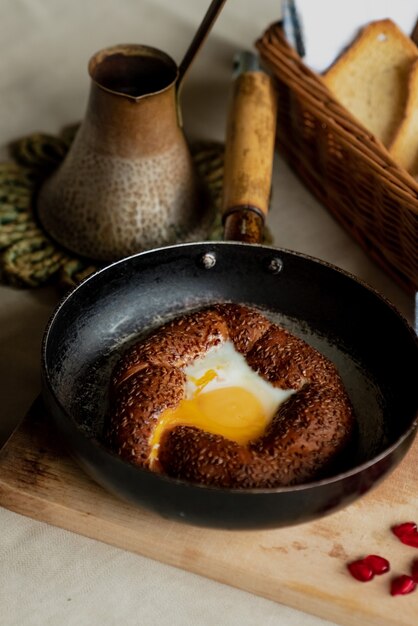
[267, 257, 283, 274]
[200, 252, 217, 269]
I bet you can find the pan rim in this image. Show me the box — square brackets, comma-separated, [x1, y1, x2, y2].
[44, 240, 417, 335]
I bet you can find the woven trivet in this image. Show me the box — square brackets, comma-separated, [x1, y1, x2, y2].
[0, 125, 272, 289]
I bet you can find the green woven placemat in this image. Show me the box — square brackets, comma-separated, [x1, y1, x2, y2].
[0, 125, 271, 289]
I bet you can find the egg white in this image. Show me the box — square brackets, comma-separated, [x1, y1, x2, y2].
[184, 341, 295, 420]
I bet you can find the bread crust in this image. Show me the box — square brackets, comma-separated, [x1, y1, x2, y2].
[389, 58, 418, 174]
[107, 304, 354, 487]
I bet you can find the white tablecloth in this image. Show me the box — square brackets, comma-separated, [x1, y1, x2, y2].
[0, 1, 413, 625]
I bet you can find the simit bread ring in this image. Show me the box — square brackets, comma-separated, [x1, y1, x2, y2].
[107, 304, 354, 488]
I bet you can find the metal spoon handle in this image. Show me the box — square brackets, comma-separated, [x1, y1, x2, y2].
[177, 0, 228, 89]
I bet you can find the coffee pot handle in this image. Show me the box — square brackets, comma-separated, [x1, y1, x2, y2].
[175, 0, 227, 125]
[177, 0, 228, 90]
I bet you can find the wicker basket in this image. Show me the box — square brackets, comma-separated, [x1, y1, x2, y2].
[257, 22, 418, 294]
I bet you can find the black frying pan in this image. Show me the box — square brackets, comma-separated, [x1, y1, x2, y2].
[41, 66, 418, 530]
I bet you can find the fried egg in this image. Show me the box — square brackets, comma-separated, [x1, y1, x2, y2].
[149, 341, 295, 462]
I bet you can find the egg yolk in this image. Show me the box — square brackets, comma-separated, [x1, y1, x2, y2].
[149, 370, 270, 464]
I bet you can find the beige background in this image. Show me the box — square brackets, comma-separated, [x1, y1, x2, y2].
[0, 1, 413, 624]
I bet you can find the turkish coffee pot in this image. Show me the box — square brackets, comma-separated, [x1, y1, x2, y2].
[38, 0, 227, 261]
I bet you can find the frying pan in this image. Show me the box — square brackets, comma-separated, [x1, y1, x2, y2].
[41, 62, 418, 530]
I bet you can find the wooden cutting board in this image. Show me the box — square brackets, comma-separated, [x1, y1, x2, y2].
[1, 399, 418, 626]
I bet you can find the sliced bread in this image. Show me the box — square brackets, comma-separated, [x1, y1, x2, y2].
[322, 19, 418, 147]
[389, 58, 418, 175]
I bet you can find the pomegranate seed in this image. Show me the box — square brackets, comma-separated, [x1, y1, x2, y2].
[363, 555, 390, 575]
[347, 559, 374, 582]
[402, 534, 418, 548]
[391, 522, 418, 547]
[394, 531, 418, 548]
[390, 575, 416, 596]
[411, 560, 418, 583]
[392, 522, 417, 539]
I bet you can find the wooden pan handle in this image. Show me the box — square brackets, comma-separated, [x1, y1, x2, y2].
[222, 70, 278, 243]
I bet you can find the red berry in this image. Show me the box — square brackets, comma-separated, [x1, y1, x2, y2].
[364, 555, 390, 575]
[347, 560, 374, 582]
[390, 575, 416, 596]
[411, 560, 418, 583]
